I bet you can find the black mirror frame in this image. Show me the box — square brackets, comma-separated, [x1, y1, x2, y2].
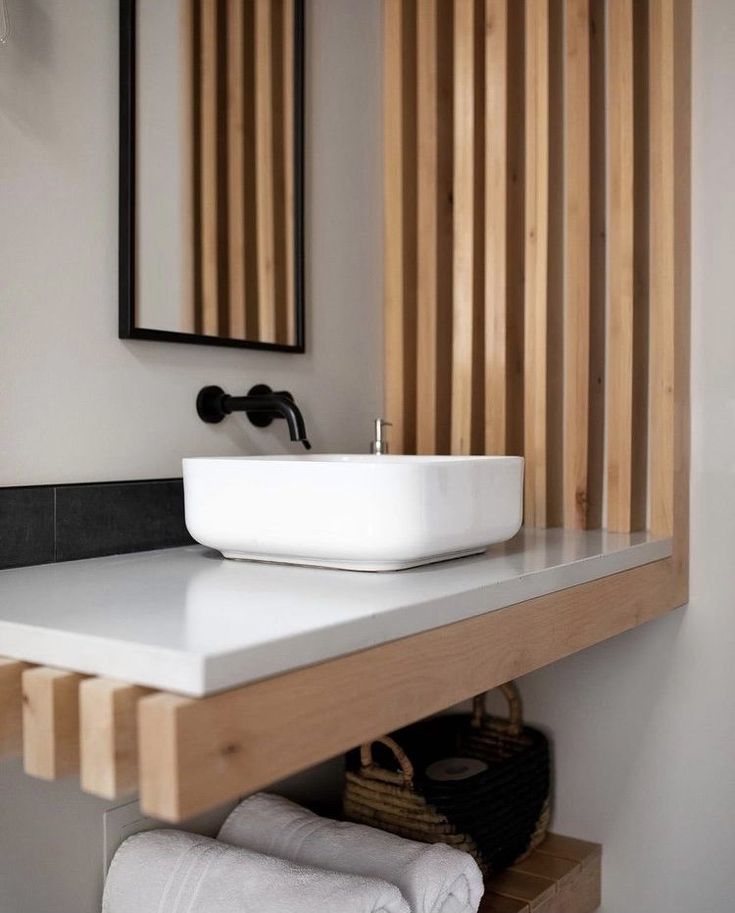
[118, 0, 306, 353]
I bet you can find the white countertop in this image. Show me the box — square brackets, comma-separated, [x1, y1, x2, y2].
[0, 529, 671, 696]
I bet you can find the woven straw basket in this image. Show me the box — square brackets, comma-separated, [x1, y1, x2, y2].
[343, 681, 551, 875]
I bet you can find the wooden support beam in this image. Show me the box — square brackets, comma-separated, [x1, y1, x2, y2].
[0, 658, 29, 757]
[80, 678, 150, 800]
[524, 0, 550, 525]
[22, 668, 84, 781]
[451, 0, 477, 455]
[139, 558, 675, 821]
[563, 0, 591, 529]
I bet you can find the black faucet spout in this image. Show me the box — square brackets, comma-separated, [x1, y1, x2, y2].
[196, 383, 311, 449]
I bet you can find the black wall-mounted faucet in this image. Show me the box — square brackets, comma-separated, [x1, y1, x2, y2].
[196, 384, 312, 450]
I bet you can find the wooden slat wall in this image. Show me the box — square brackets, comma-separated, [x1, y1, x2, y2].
[186, 0, 297, 344]
[383, 0, 689, 536]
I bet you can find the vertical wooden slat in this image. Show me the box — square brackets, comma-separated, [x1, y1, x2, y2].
[672, 0, 691, 599]
[22, 668, 84, 781]
[384, 0, 406, 451]
[506, 1, 525, 458]
[199, 0, 220, 336]
[243, 0, 260, 338]
[271, 0, 289, 344]
[0, 659, 28, 757]
[606, 0, 657, 537]
[563, 0, 590, 529]
[256, 0, 276, 342]
[227, 0, 247, 339]
[649, 0, 676, 537]
[451, 0, 476, 455]
[470, 1, 486, 456]
[80, 679, 149, 800]
[283, 0, 296, 345]
[384, 0, 417, 454]
[546, 0, 564, 528]
[607, 0, 636, 532]
[587, 0, 606, 530]
[484, 0, 508, 455]
[631, 0, 651, 534]
[416, 0, 440, 453]
[180, 0, 196, 333]
[523, 0, 550, 526]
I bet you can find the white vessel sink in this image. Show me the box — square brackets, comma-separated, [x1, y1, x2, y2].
[183, 454, 524, 571]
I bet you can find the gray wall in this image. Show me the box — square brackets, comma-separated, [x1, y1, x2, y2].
[0, 0, 383, 487]
[0, 0, 381, 911]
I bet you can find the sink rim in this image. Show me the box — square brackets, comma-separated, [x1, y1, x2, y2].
[184, 454, 525, 466]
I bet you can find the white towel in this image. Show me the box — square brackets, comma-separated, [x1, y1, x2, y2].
[218, 793, 485, 913]
[102, 828, 409, 913]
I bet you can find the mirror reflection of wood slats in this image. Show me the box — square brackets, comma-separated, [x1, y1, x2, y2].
[384, 0, 690, 535]
[184, 0, 297, 344]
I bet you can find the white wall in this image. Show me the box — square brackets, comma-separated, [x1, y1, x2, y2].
[518, 2, 735, 910]
[0, 0, 383, 487]
[0, 1, 381, 911]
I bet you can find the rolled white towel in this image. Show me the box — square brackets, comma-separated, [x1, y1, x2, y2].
[218, 793, 485, 913]
[103, 828, 409, 913]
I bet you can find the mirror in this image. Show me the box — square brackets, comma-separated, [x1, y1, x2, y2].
[119, 0, 305, 352]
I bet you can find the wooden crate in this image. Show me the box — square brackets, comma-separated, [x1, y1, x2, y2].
[482, 833, 601, 913]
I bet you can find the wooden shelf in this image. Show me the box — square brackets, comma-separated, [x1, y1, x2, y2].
[482, 834, 601, 913]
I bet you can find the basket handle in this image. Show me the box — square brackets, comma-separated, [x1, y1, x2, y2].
[359, 735, 415, 787]
[471, 681, 523, 736]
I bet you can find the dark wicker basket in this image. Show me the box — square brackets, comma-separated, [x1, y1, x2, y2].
[344, 681, 551, 875]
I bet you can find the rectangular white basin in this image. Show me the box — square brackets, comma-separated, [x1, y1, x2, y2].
[183, 454, 524, 571]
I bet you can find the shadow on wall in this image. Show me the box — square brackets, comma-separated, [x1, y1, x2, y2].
[0, 0, 58, 139]
[519, 608, 686, 836]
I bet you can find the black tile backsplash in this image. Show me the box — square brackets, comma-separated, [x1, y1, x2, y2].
[0, 479, 193, 570]
[0, 487, 55, 569]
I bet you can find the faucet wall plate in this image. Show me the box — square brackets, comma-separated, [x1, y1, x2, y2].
[196, 385, 228, 423]
[240, 384, 276, 428]
[196, 384, 277, 427]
